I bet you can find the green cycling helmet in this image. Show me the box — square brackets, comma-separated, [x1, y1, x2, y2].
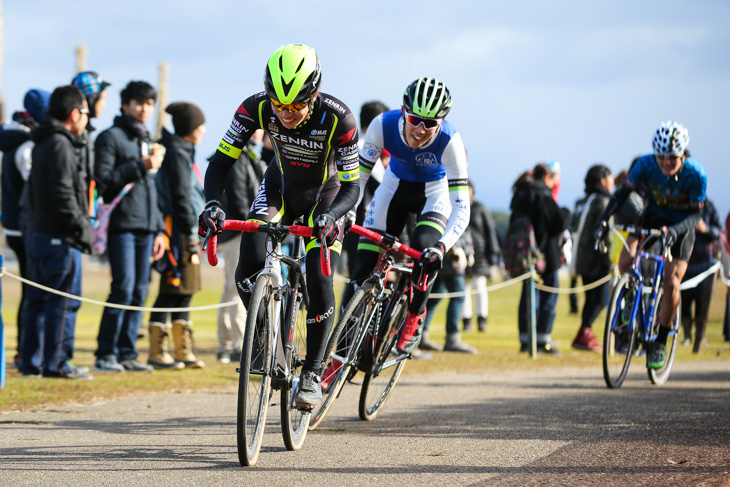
[403, 77, 452, 119]
[264, 43, 321, 104]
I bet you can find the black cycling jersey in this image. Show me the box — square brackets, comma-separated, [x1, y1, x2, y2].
[205, 91, 360, 219]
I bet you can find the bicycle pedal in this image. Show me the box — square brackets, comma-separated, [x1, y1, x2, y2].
[295, 404, 315, 412]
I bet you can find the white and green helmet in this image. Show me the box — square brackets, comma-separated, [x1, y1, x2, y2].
[652, 121, 690, 156]
[264, 43, 321, 104]
[402, 77, 452, 118]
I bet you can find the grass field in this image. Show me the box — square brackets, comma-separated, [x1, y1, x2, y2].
[2, 255, 729, 412]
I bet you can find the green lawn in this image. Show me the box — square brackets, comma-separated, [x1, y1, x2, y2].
[2, 255, 729, 411]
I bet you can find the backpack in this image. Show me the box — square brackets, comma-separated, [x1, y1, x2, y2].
[502, 215, 545, 276]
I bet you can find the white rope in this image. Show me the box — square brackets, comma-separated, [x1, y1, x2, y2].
[0, 267, 238, 312]
[678, 261, 721, 291]
[533, 273, 614, 294]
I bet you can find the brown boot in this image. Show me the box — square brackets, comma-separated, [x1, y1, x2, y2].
[172, 320, 205, 368]
[148, 322, 184, 370]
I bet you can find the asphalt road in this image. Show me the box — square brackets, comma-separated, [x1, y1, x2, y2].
[1, 361, 729, 486]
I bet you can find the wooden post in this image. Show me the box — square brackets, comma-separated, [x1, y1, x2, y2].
[76, 44, 87, 73]
[156, 61, 169, 139]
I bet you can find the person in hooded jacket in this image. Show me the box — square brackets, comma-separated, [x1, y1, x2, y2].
[148, 102, 207, 370]
[571, 164, 614, 352]
[20, 85, 93, 379]
[92, 81, 165, 373]
[0, 88, 50, 368]
[510, 162, 565, 354]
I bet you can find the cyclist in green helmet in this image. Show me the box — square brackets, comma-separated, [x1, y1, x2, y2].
[199, 43, 360, 407]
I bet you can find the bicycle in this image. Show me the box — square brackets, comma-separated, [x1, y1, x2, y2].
[205, 218, 332, 466]
[601, 224, 681, 388]
[308, 224, 423, 428]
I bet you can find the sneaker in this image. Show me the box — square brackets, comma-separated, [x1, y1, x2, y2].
[396, 311, 426, 354]
[681, 337, 691, 347]
[519, 343, 529, 353]
[537, 342, 561, 356]
[119, 358, 154, 372]
[45, 363, 93, 380]
[320, 360, 343, 391]
[217, 351, 231, 364]
[648, 341, 667, 369]
[231, 349, 242, 364]
[93, 356, 125, 373]
[571, 327, 602, 352]
[295, 370, 322, 407]
[462, 318, 472, 332]
[443, 333, 477, 354]
[477, 317, 487, 332]
[12, 355, 20, 370]
[419, 331, 443, 352]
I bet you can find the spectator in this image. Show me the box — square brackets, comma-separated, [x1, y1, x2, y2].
[571, 164, 614, 352]
[93, 81, 165, 373]
[510, 163, 565, 354]
[19, 85, 93, 379]
[215, 130, 267, 364]
[680, 198, 721, 353]
[71, 71, 111, 190]
[724, 210, 730, 343]
[148, 102, 208, 369]
[462, 180, 500, 332]
[1, 88, 50, 369]
[422, 229, 477, 353]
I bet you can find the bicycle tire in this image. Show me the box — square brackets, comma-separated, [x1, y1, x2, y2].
[647, 289, 680, 385]
[359, 289, 408, 421]
[281, 288, 311, 450]
[237, 275, 274, 466]
[602, 273, 638, 388]
[310, 282, 378, 430]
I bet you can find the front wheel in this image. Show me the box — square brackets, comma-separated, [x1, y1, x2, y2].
[237, 275, 274, 466]
[602, 274, 638, 389]
[281, 289, 311, 450]
[310, 282, 379, 430]
[359, 290, 408, 421]
[648, 289, 680, 385]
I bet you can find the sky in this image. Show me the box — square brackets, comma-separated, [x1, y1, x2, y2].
[2, 0, 729, 215]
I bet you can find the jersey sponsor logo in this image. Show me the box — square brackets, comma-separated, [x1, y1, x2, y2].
[231, 119, 249, 134]
[336, 127, 357, 145]
[448, 178, 469, 188]
[222, 132, 242, 145]
[415, 152, 438, 166]
[342, 161, 359, 171]
[340, 169, 359, 181]
[337, 144, 359, 156]
[322, 97, 346, 114]
[270, 132, 325, 150]
[311, 129, 328, 136]
[268, 123, 279, 133]
[217, 140, 243, 160]
[361, 142, 381, 161]
[291, 161, 311, 168]
[306, 306, 334, 324]
[236, 103, 250, 116]
[251, 181, 268, 216]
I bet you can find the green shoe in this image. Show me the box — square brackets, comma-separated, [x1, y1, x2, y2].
[648, 341, 667, 369]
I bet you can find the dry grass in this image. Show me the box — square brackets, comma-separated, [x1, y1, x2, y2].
[2, 255, 729, 412]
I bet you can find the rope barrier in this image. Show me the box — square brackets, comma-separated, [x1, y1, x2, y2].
[0, 267, 239, 313]
[534, 273, 614, 294]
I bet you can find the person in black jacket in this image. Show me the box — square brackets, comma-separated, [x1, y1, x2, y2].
[680, 198, 721, 353]
[20, 85, 93, 379]
[510, 163, 565, 354]
[0, 88, 50, 368]
[462, 180, 500, 332]
[148, 102, 207, 369]
[215, 129, 267, 364]
[93, 81, 165, 373]
[571, 164, 614, 352]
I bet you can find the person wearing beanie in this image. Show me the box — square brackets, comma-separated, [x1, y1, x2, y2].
[148, 101, 207, 369]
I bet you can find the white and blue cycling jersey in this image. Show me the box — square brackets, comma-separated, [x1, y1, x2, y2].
[358, 109, 469, 251]
[628, 154, 707, 223]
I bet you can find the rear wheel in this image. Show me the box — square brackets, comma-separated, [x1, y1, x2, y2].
[310, 282, 379, 430]
[648, 290, 680, 385]
[359, 289, 408, 421]
[602, 274, 638, 389]
[237, 275, 273, 466]
[281, 289, 310, 450]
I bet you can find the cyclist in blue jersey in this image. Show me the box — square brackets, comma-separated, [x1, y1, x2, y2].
[597, 121, 707, 369]
[346, 77, 470, 357]
[199, 44, 360, 407]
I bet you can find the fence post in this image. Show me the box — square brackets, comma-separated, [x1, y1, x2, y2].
[1, 253, 5, 388]
[529, 268, 537, 359]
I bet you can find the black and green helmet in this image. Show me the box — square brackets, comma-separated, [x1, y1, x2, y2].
[402, 77, 452, 119]
[264, 43, 321, 104]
